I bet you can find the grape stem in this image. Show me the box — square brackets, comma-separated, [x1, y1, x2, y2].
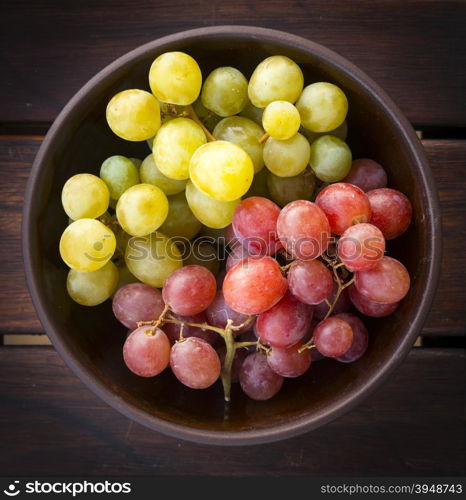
[140, 304, 170, 335]
[230, 316, 255, 332]
[256, 340, 272, 355]
[258, 132, 270, 144]
[234, 341, 258, 349]
[298, 343, 315, 353]
[221, 320, 235, 402]
[178, 323, 185, 341]
[299, 253, 354, 352]
[162, 317, 227, 336]
[185, 105, 217, 142]
[138, 308, 259, 402]
[280, 262, 293, 272]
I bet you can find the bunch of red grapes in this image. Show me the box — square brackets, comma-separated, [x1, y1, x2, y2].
[113, 158, 412, 402]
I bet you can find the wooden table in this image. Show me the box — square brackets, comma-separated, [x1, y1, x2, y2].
[1, 1, 464, 476]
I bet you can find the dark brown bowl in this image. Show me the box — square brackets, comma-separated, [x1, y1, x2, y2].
[22, 26, 441, 445]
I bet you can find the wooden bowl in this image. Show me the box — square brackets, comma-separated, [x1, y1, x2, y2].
[22, 26, 441, 445]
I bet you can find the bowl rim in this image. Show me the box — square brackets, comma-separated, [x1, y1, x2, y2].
[22, 25, 442, 446]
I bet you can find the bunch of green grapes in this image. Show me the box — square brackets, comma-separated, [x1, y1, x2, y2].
[59, 50, 352, 314]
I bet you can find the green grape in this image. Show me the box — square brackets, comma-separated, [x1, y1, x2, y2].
[67, 261, 119, 306]
[192, 98, 222, 132]
[266, 170, 316, 207]
[310, 135, 352, 182]
[239, 99, 264, 125]
[300, 120, 348, 144]
[62, 173, 109, 221]
[129, 157, 142, 169]
[106, 89, 161, 141]
[60, 219, 116, 272]
[262, 101, 301, 140]
[159, 191, 202, 239]
[146, 136, 155, 150]
[125, 231, 183, 288]
[296, 82, 348, 133]
[153, 117, 206, 180]
[244, 167, 270, 199]
[189, 141, 254, 201]
[184, 241, 220, 276]
[149, 51, 202, 105]
[185, 180, 240, 229]
[201, 67, 248, 117]
[140, 153, 187, 195]
[248, 55, 304, 108]
[263, 133, 311, 177]
[213, 116, 264, 173]
[100, 155, 140, 200]
[116, 184, 169, 237]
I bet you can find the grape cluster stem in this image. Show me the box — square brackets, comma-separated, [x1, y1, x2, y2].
[258, 132, 270, 144]
[136, 253, 353, 398]
[138, 310, 256, 402]
[185, 105, 217, 142]
[299, 253, 354, 353]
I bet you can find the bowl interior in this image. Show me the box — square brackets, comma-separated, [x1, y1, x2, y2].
[26, 28, 436, 442]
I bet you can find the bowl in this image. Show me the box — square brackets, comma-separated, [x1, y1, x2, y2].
[22, 26, 441, 445]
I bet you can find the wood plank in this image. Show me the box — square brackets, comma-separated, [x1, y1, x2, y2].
[0, 137, 43, 332]
[0, 137, 465, 335]
[423, 140, 466, 335]
[0, 346, 463, 476]
[1, 1, 465, 126]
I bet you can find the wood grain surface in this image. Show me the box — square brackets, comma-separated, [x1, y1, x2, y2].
[1, 0, 465, 126]
[0, 346, 463, 476]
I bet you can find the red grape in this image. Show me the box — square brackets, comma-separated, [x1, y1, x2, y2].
[123, 326, 170, 377]
[206, 291, 254, 334]
[354, 256, 410, 304]
[223, 256, 287, 314]
[287, 259, 333, 305]
[342, 158, 388, 192]
[232, 196, 282, 256]
[367, 188, 413, 240]
[267, 342, 312, 377]
[313, 317, 353, 357]
[349, 283, 399, 317]
[315, 183, 371, 235]
[338, 223, 385, 271]
[314, 281, 351, 320]
[170, 337, 221, 389]
[113, 283, 165, 330]
[163, 311, 218, 346]
[216, 346, 248, 383]
[162, 265, 216, 316]
[333, 313, 368, 363]
[239, 352, 284, 400]
[277, 200, 331, 260]
[256, 291, 313, 348]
